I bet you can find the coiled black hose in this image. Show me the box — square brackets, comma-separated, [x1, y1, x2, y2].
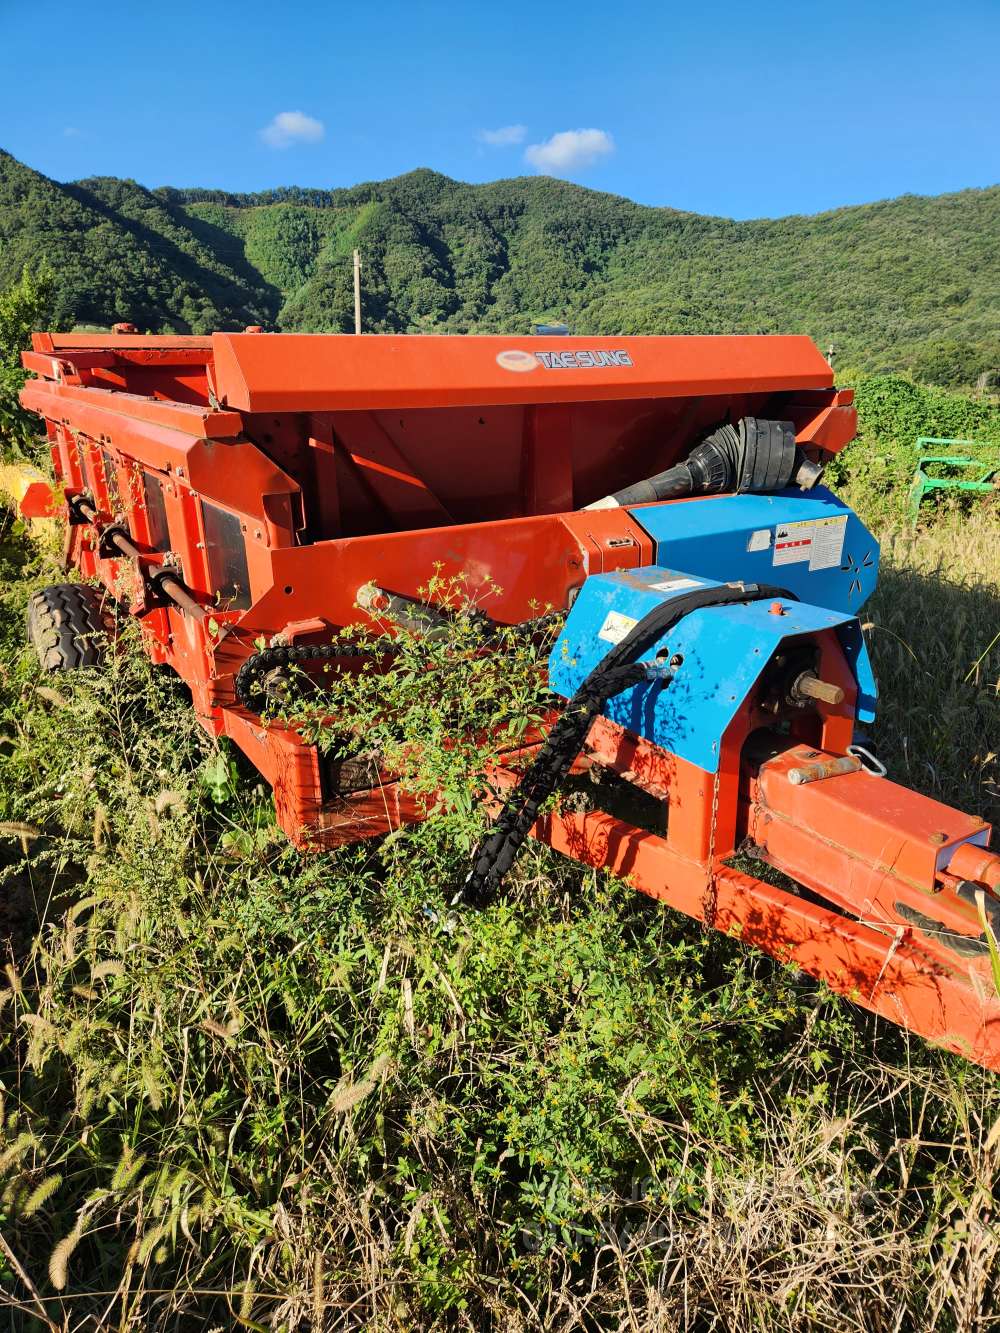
[459, 580, 796, 908]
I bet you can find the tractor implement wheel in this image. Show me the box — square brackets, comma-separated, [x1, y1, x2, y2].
[27, 584, 114, 672]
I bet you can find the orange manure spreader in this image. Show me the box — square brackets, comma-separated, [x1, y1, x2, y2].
[18, 327, 1000, 1069]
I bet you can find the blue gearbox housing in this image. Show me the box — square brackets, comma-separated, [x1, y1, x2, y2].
[548, 487, 879, 774]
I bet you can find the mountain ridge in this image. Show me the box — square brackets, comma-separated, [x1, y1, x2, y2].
[1, 149, 998, 383]
[158, 165, 1000, 226]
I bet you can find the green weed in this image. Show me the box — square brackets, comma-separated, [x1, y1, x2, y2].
[0, 505, 997, 1329]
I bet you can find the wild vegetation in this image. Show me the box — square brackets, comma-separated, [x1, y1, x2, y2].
[832, 374, 1000, 524]
[0, 263, 51, 454]
[0, 261, 998, 1327]
[1, 148, 999, 383]
[0, 489, 998, 1331]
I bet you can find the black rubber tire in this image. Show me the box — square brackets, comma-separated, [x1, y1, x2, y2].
[26, 584, 113, 672]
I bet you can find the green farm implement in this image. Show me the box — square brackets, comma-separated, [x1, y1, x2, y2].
[908, 436, 999, 525]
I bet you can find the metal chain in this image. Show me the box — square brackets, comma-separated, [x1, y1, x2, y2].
[703, 766, 722, 930]
[233, 612, 565, 714]
[234, 640, 383, 711]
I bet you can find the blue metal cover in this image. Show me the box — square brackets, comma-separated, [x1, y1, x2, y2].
[548, 565, 876, 774]
[625, 486, 879, 616]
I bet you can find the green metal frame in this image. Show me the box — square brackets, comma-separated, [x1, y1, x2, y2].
[908, 436, 999, 525]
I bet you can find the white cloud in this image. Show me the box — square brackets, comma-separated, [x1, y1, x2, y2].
[524, 128, 614, 176]
[63, 127, 81, 138]
[260, 110, 325, 149]
[478, 124, 527, 147]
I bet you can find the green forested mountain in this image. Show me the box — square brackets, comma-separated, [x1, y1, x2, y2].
[1, 148, 998, 381]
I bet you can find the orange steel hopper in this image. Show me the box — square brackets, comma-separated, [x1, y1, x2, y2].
[19, 327, 1000, 1072]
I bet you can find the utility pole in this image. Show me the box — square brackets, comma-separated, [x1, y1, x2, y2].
[353, 250, 362, 335]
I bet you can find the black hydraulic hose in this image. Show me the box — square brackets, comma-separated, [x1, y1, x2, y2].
[459, 581, 797, 909]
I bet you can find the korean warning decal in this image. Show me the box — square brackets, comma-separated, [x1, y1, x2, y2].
[772, 515, 848, 571]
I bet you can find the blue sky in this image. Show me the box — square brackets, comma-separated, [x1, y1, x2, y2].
[2, 0, 998, 219]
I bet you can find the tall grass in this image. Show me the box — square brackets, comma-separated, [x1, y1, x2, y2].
[0, 502, 997, 1331]
[866, 509, 1000, 824]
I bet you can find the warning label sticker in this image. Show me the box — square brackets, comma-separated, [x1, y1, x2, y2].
[808, 515, 849, 570]
[649, 576, 703, 593]
[773, 520, 813, 565]
[598, 610, 638, 644]
[772, 515, 848, 571]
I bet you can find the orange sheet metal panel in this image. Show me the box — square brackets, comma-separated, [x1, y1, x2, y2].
[33, 333, 213, 353]
[235, 508, 653, 638]
[20, 379, 243, 441]
[210, 333, 835, 413]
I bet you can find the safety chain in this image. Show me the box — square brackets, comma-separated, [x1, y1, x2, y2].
[702, 766, 722, 930]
